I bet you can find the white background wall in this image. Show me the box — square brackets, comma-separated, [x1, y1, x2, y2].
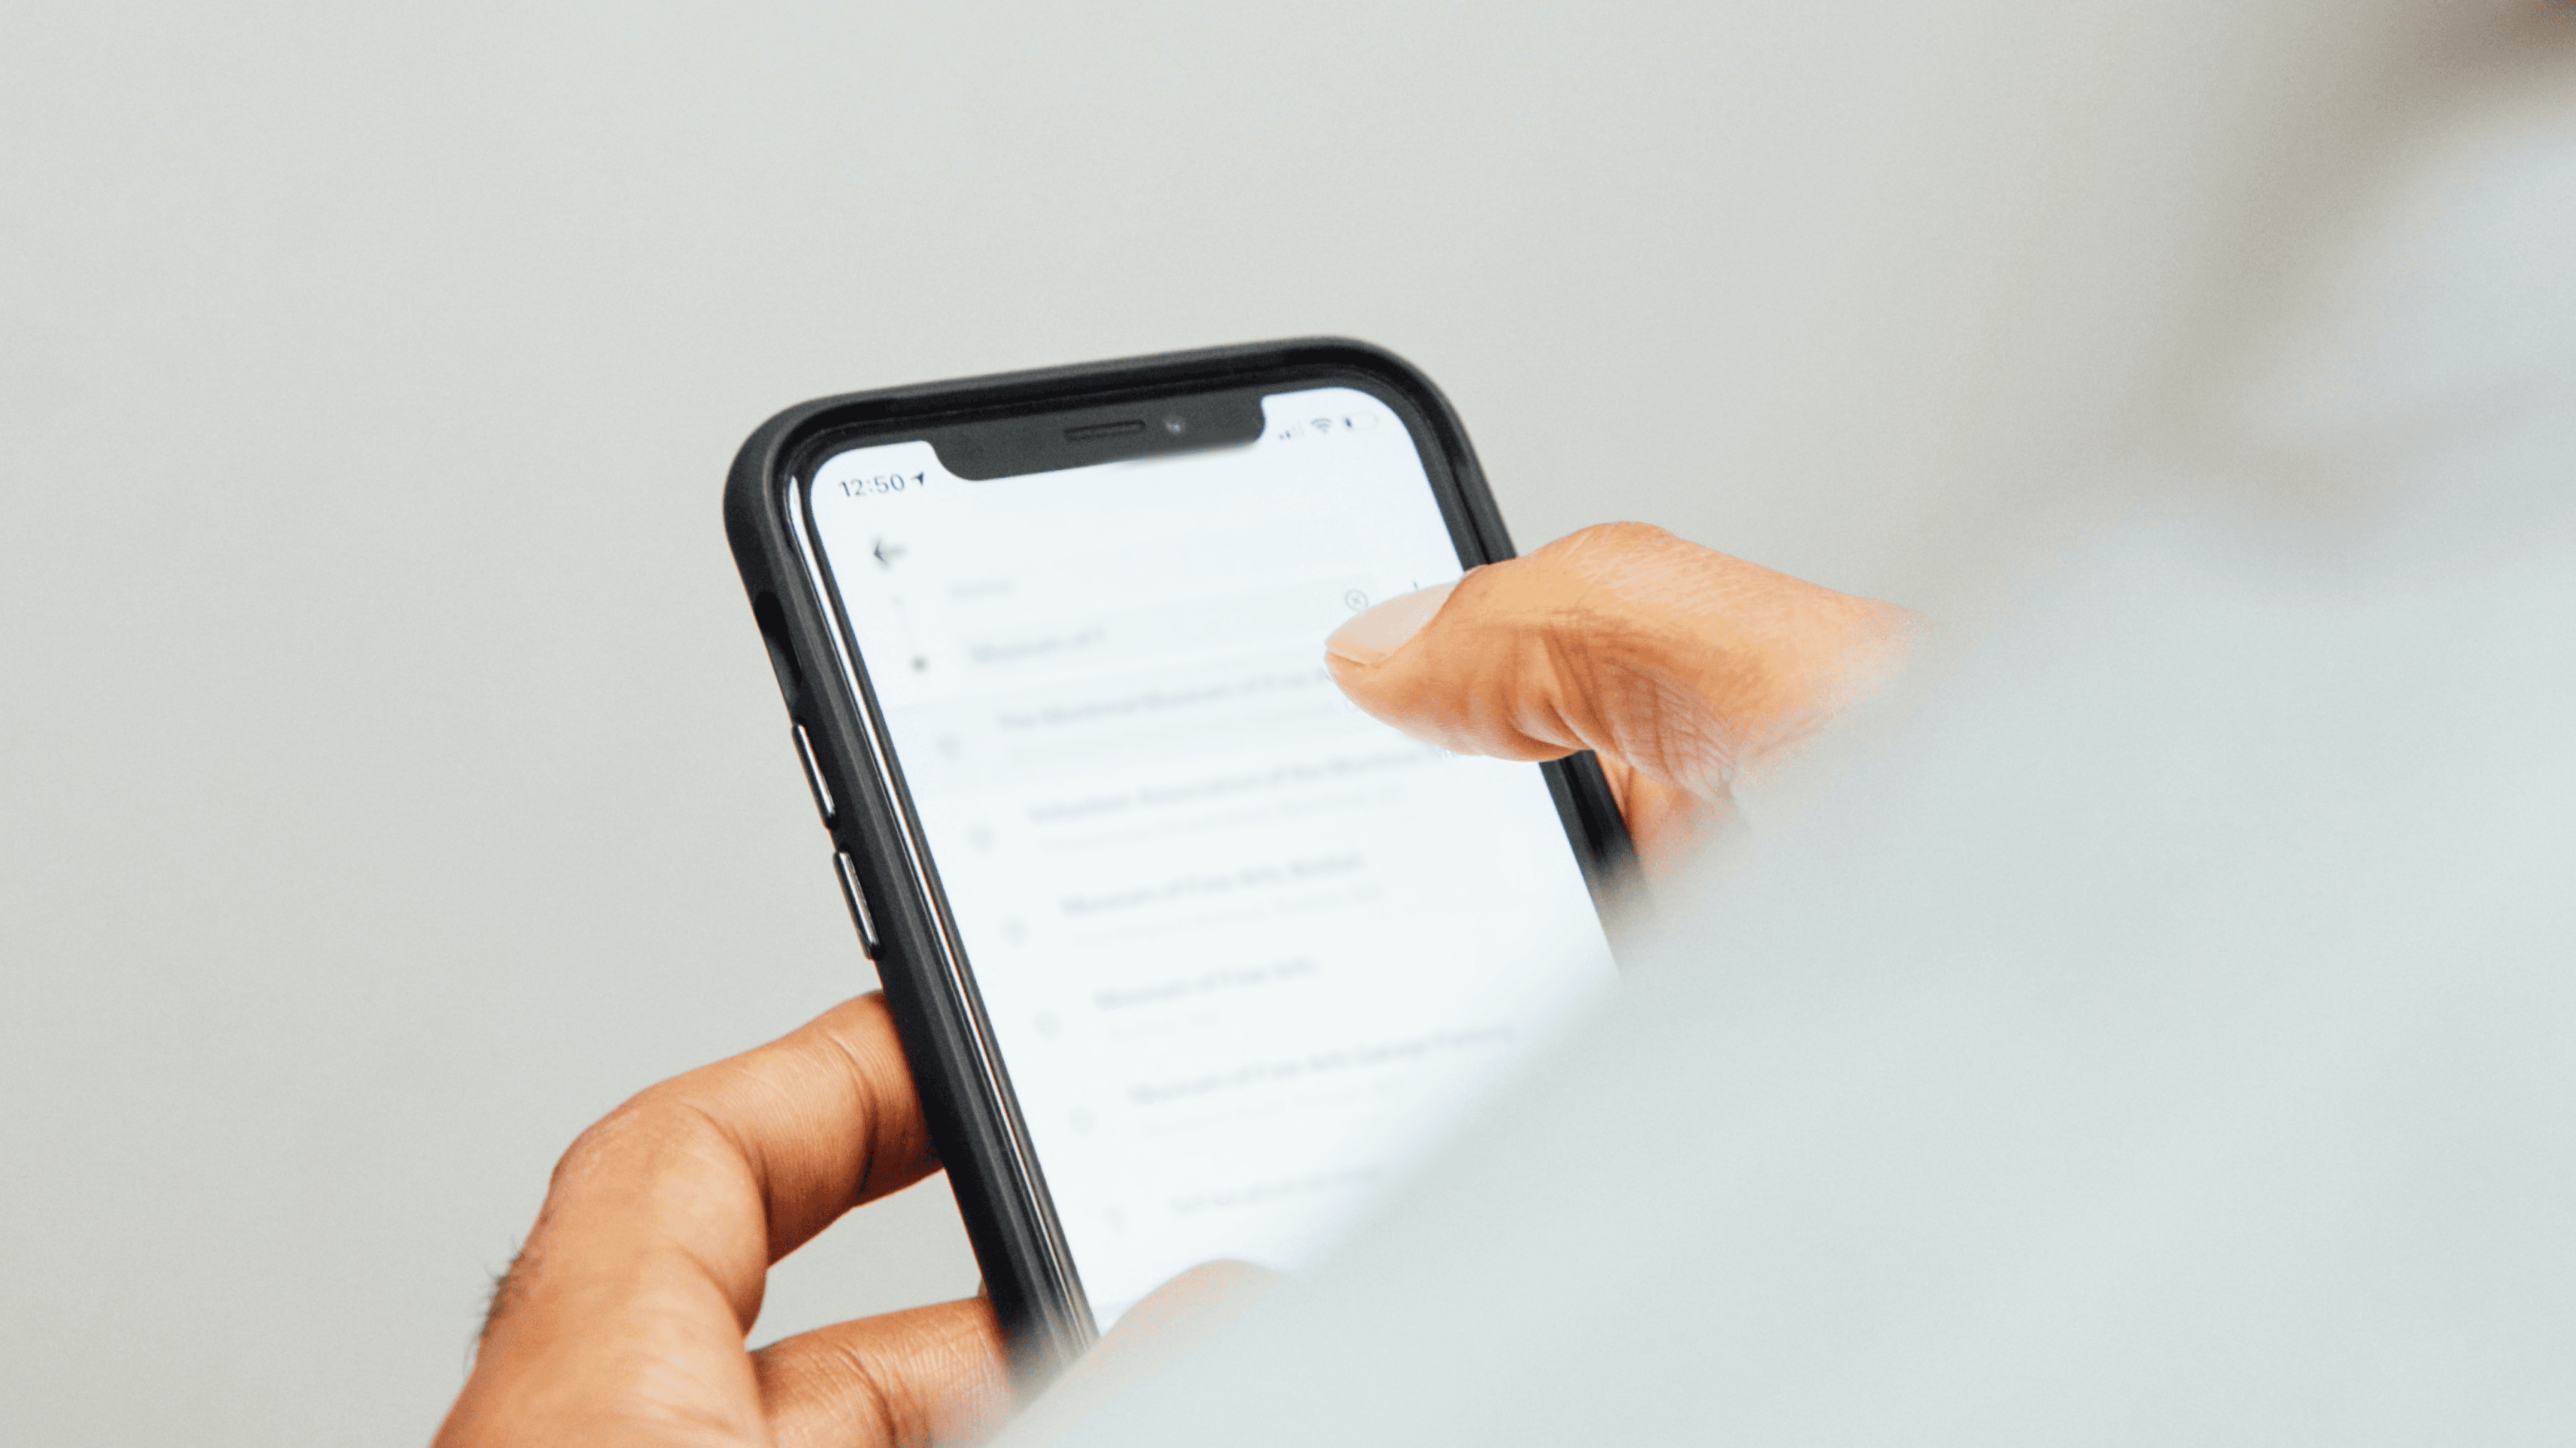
[0, 1, 2472, 1442]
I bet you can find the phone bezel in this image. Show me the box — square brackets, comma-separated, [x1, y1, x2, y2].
[724, 338, 1634, 1376]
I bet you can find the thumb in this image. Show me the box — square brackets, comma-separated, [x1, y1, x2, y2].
[1323, 523, 1917, 801]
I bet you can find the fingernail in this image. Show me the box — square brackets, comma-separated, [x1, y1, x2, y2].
[1327, 580, 1458, 665]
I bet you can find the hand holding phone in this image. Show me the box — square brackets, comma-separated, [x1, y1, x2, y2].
[436, 388, 1916, 1437]
[728, 342, 1637, 1367]
[721, 339, 1919, 1372]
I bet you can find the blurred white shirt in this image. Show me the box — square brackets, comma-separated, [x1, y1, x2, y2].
[1026, 62, 2576, 1448]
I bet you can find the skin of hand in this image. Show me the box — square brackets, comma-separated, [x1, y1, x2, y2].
[1324, 522, 1921, 869]
[435, 522, 1908, 1447]
[433, 993, 1010, 1448]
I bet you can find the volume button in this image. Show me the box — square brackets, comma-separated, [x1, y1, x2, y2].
[792, 723, 836, 825]
[834, 850, 879, 958]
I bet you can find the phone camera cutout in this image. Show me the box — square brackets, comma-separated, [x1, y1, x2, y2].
[1162, 414, 1186, 435]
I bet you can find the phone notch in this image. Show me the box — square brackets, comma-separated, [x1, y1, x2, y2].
[922, 390, 1264, 479]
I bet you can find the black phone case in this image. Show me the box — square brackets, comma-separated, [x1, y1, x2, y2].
[723, 337, 1632, 1375]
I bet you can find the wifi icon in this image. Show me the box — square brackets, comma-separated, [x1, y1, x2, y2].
[1310, 417, 1336, 434]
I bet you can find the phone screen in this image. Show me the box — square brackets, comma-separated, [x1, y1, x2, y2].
[804, 385, 1616, 1327]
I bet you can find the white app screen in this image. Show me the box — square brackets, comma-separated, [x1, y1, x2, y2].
[807, 387, 1616, 1327]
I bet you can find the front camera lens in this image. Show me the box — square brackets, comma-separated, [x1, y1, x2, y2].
[1163, 415, 1186, 435]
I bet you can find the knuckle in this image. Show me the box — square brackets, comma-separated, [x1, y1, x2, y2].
[550, 1087, 708, 1190]
[1571, 519, 1677, 549]
[1516, 522, 1699, 605]
[1551, 520, 1684, 569]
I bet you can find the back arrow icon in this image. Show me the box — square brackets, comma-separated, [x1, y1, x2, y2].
[873, 538, 905, 568]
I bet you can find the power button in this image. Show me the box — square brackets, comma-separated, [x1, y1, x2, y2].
[833, 851, 878, 959]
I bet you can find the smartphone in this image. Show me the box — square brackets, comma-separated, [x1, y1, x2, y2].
[724, 338, 1628, 1371]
